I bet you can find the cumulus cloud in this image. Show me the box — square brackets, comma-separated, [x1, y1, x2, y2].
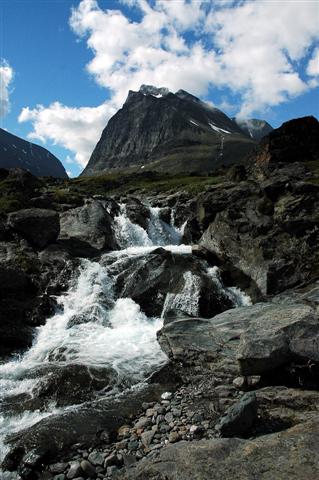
[307, 48, 319, 77]
[0, 60, 14, 118]
[19, 101, 116, 167]
[19, 0, 319, 168]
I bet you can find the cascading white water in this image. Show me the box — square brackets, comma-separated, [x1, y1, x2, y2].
[0, 202, 251, 468]
[161, 271, 201, 317]
[208, 266, 252, 306]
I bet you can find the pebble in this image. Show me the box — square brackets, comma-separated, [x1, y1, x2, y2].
[134, 417, 151, 429]
[80, 460, 96, 477]
[66, 463, 82, 480]
[161, 392, 172, 400]
[50, 463, 68, 474]
[141, 430, 155, 448]
[168, 432, 180, 443]
[88, 451, 105, 466]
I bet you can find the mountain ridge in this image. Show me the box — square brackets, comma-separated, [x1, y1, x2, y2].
[0, 128, 68, 178]
[82, 85, 266, 177]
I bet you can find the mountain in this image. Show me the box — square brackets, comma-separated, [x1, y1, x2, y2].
[254, 115, 319, 167]
[234, 118, 273, 140]
[0, 128, 68, 178]
[81, 85, 256, 176]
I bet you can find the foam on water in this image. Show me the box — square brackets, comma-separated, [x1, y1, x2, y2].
[0, 201, 251, 466]
[162, 271, 201, 317]
[208, 266, 252, 306]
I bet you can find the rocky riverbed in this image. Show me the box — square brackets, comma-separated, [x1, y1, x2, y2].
[1, 117, 319, 479]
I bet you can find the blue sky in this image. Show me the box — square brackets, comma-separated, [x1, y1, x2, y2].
[0, 0, 318, 177]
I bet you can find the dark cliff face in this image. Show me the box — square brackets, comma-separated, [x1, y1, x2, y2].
[0, 128, 68, 178]
[255, 115, 319, 167]
[81, 85, 256, 176]
[234, 118, 273, 140]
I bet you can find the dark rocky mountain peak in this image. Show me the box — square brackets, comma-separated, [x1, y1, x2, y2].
[255, 115, 319, 167]
[234, 118, 273, 140]
[0, 128, 68, 178]
[81, 85, 256, 176]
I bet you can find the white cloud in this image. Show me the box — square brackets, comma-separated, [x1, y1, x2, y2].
[0, 60, 14, 118]
[19, 101, 116, 167]
[307, 47, 319, 77]
[19, 0, 319, 168]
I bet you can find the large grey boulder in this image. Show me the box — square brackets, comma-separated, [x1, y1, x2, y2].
[7, 208, 60, 249]
[237, 303, 318, 375]
[58, 199, 118, 256]
[158, 302, 319, 376]
[109, 249, 234, 317]
[116, 419, 319, 480]
[157, 304, 255, 367]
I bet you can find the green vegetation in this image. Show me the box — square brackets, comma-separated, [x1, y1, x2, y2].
[303, 159, 319, 185]
[69, 171, 225, 196]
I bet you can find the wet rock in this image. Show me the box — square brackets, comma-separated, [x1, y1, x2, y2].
[217, 392, 258, 437]
[58, 199, 118, 257]
[2, 385, 173, 472]
[113, 250, 233, 317]
[19, 364, 118, 409]
[123, 198, 150, 230]
[7, 209, 60, 249]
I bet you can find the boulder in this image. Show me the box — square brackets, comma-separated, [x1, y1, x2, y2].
[123, 198, 150, 230]
[7, 209, 60, 249]
[58, 199, 118, 256]
[116, 419, 319, 480]
[199, 181, 319, 295]
[157, 305, 255, 367]
[110, 249, 234, 317]
[237, 303, 318, 375]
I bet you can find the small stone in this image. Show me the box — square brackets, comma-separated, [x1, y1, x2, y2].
[104, 453, 121, 468]
[189, 425, 205, 437]
[80, 460, 96, 477]
[141, 430, 155, 449]
[88, 451, 105, 466]
[159, 423, 171, 433]
[127, 440, 139, 450]
[122, 454, 136, 467]
[135, 417, 151, 429]
[168, 432, 180, 443]
[171, 408, 182, 417]
[67, 463, 83, 480]
[117, 425, 131, 437]
[107, 466, 117, 477]
[161, 392, 172, 400]
[146, 408, 156, 417]
[164, 412, 174, 423]
[50, 464, 68, 474]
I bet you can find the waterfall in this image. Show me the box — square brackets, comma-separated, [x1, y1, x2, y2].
[161, 272, 201, 317]
[0, 201, 251, 467]
[208, 266, 252, 306]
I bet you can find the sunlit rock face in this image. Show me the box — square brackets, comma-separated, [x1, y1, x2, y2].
[81, 85, 256, 176]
